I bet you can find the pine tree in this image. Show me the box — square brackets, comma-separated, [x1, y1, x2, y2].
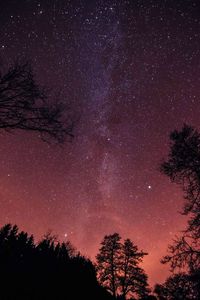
[96, 233, 122, 298]
[96, 233, 149, 299]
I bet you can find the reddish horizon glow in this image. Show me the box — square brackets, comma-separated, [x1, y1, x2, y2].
[0, 0, 199, 287]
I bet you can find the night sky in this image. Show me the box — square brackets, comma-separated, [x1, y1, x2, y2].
[0, 0, 199, 285]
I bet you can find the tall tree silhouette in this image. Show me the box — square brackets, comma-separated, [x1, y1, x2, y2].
[160, 125, 200, 271]
[120, 239, 149, 299]
[0, 61, 74, 142]
[96, 233, 149, 299]
[96, 233, 122, 298]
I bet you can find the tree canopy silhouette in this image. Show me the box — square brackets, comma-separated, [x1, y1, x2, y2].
[154, 271, 200, 300]
[160, 124, 200, 272]
[96, 233, 149, 300]
[0, 223, 114, 300]
[0, 61, 74, 143]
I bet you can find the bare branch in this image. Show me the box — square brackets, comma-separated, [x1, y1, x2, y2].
[0, 61, 74, 143]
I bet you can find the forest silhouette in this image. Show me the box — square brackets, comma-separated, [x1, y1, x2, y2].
[0, 223, 117, 300]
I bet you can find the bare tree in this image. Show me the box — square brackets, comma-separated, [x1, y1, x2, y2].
[160, 124, 200, 271]
[0, 61, 74, 143]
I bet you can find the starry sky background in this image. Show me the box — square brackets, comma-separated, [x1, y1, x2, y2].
[0, 0, 200, 286]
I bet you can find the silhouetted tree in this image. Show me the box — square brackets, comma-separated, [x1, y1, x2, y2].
[96, 233, 122, 298]
[160, 125, 200, 272]
[154, 272, 199, 300]
[96, 233, 149, 299]
[120, 239, 149, 299]
[0, 61, 74, 142]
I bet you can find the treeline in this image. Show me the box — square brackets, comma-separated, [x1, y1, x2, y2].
[0, 224, 154, 300]
[0, 224, 113, 300]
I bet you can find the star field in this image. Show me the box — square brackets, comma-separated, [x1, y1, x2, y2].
[0, 0, 200, 285]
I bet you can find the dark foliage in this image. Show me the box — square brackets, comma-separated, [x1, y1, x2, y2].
[0, 224, 114, 300]
[160, 124, 200, 271]
[0, 62, 74, 143]
[154, 271, 200, 300]
[158, 124, 200, 300]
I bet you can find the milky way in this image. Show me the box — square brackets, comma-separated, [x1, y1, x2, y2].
[0, 0, 200, 285]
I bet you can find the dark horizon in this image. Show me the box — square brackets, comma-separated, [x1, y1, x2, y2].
[0, 0, 199, 286]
